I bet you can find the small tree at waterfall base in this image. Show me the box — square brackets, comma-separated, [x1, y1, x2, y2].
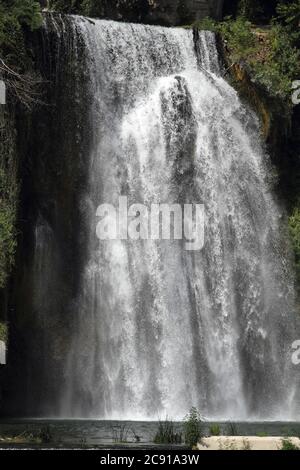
[183, 408, 204, 448]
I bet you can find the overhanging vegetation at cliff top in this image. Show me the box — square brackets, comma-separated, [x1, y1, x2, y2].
[188, 11, 300, 102]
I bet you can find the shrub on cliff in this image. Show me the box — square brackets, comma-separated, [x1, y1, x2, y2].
[252, 24, 300, 98]
[194, 14, 300, 101]
[0, 321, 8, 341]
[289, 208, 300, 297]
[219, 16, 257, 62]
[0, 2, 42, 290]
[0, 0, 42, 62]
[0, 1, 43, 106]
[277, 1, 300, 29]
[0, 152, 17, 290]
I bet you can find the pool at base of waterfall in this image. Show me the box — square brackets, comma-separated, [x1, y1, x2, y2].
[0, 420, 300, 449]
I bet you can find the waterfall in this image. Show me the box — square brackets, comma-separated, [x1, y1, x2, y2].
[38, 15, 299, 421]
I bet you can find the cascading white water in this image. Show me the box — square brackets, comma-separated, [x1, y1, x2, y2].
[52, 16, 300, 421]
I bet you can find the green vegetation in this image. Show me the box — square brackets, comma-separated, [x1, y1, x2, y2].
[277, 1, 300, 29]
[289, 208, 300, 297]
[209, 424, 221, 436]
[0, 321, 8, 341]
[237, 0, 264, 22]
[0, 121, 18, 290]
[48, 1, 300, 102]
[0, 1, 42, 293]
[183, 407, 204, 448]
[0, 1, 43, 106]
[193, 12, 300, 100]
[0, 0, 42, 68]
[153, 419, 182, 445]
[280, 438, 300, 450]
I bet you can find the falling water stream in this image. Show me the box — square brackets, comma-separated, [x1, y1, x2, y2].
[35, 15, 299, 421]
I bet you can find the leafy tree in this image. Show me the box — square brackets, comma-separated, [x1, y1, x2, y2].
[277, 1, 300, 27]
[224, 0, 280, 22]
[0, 0, 42, 69]
[219, 16, 257, 62]
[238, 0, 264, 21]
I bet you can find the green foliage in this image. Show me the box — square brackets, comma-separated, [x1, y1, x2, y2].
[289, 208, 300, 294]
[0, 167, 17, 289]
[224, 0, 280, 23]
[189, 16, 218, 32]
[0, 321, 8, 341]
[192, 14, 300, 100]
[256, 24, 300, 97]
[0, 0, 42, 70]
[10, 0, 42, 30]
[277, 1, 300, 28]
[188, 16, 258, 62]
[0, 2, 42, 290]
[153, 419, 182, 445]
[257, 431, 268, 437]
[220, 16, 258, 62]
[238, 0, 264, 22]
[183, 407, 204, 448]
[209, 424, 221, 436]
[280, 438, 300, 450]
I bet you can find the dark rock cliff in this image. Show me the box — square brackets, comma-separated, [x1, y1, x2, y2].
[46, 0, 224, 25]
[1, 15, 93, 416]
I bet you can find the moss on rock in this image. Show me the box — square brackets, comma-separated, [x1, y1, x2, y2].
[0, 107, 18, 291]
[0, 321, 8, 342]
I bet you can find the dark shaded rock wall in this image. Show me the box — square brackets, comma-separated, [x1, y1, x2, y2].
[141, 0, 224, 25]
[1, 15, 93, 417]
[47, 0, 224, 25]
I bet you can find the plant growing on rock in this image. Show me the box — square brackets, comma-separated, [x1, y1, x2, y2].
[153, 419, 182, 445]
[183, 407, 204, 448]
[209, 424, 221, 436]
[280, 438, 300, 450]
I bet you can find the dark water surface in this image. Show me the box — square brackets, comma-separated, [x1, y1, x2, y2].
[1, 420, 300, 449]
